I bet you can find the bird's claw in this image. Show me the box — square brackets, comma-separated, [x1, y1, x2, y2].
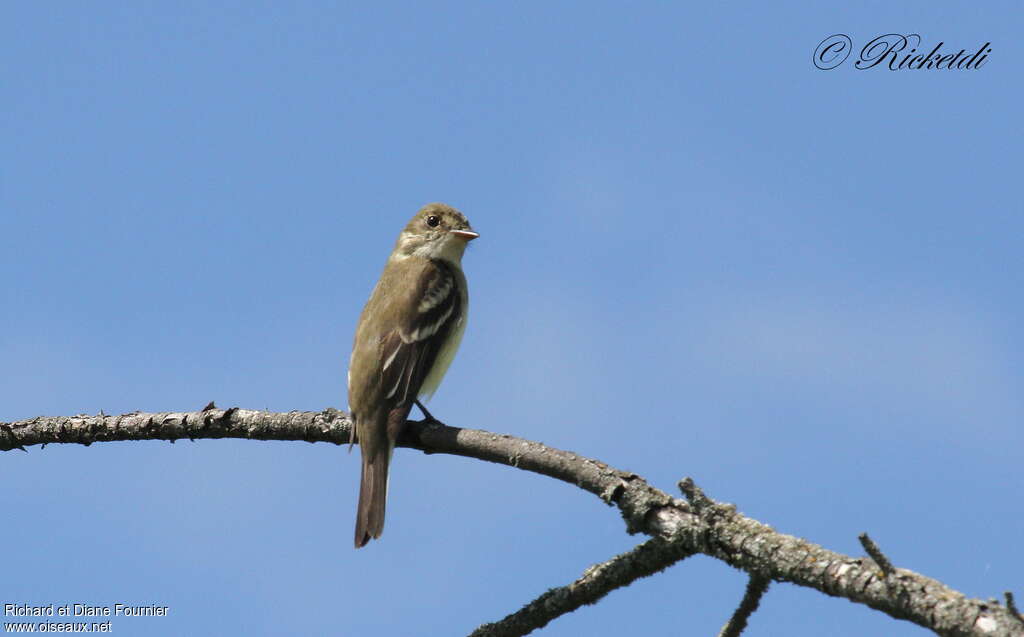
[414, 399, 444, 425]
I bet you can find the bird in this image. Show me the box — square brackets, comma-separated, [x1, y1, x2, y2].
[347, 203, 478, 548]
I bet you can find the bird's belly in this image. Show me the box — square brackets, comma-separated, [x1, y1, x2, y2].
[419, 314, 466, 400]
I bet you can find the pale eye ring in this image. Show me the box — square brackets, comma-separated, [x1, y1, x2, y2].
[426, 215, 440, 227]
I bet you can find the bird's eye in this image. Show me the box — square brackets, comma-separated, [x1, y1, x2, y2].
[426, 215, 440, 227]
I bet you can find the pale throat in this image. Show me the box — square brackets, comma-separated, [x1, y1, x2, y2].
[393, 232, 468, 265]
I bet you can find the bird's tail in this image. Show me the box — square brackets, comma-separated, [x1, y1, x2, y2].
[354, 443, 390, 548]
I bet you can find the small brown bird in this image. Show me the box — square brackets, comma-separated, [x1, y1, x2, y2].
[348, 203, 478, 548]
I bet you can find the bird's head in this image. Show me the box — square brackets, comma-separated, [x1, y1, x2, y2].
[394, 203, 478, 264]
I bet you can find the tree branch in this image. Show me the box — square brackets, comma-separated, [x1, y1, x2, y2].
[469, 537, 696, 637]
[2, 409, 1021, 637]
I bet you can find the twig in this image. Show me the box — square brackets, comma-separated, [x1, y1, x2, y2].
[1007, 592, 1024, 624]
[858, 533, 895, 577]
[718, 575, 771, 637]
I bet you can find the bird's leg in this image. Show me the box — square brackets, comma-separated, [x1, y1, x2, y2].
[415, 399, 442, 424]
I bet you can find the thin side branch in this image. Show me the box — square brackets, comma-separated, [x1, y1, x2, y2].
[1007, 593, 1023, 624]
[3, 409, 1022, 637]
[718, 575, 771, 637]
[469, 538, 697, 637]
[859, 533, 896, 578]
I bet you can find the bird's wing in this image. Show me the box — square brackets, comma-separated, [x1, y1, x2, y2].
[378, 259, 461, 410]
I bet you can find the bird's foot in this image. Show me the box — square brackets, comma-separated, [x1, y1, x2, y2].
[414, 400, 444, 425]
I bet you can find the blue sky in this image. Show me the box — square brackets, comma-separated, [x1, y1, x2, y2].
[2, 2, 1021, 635]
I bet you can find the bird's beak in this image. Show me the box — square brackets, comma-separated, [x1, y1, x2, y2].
[450, 229, 479, 242]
